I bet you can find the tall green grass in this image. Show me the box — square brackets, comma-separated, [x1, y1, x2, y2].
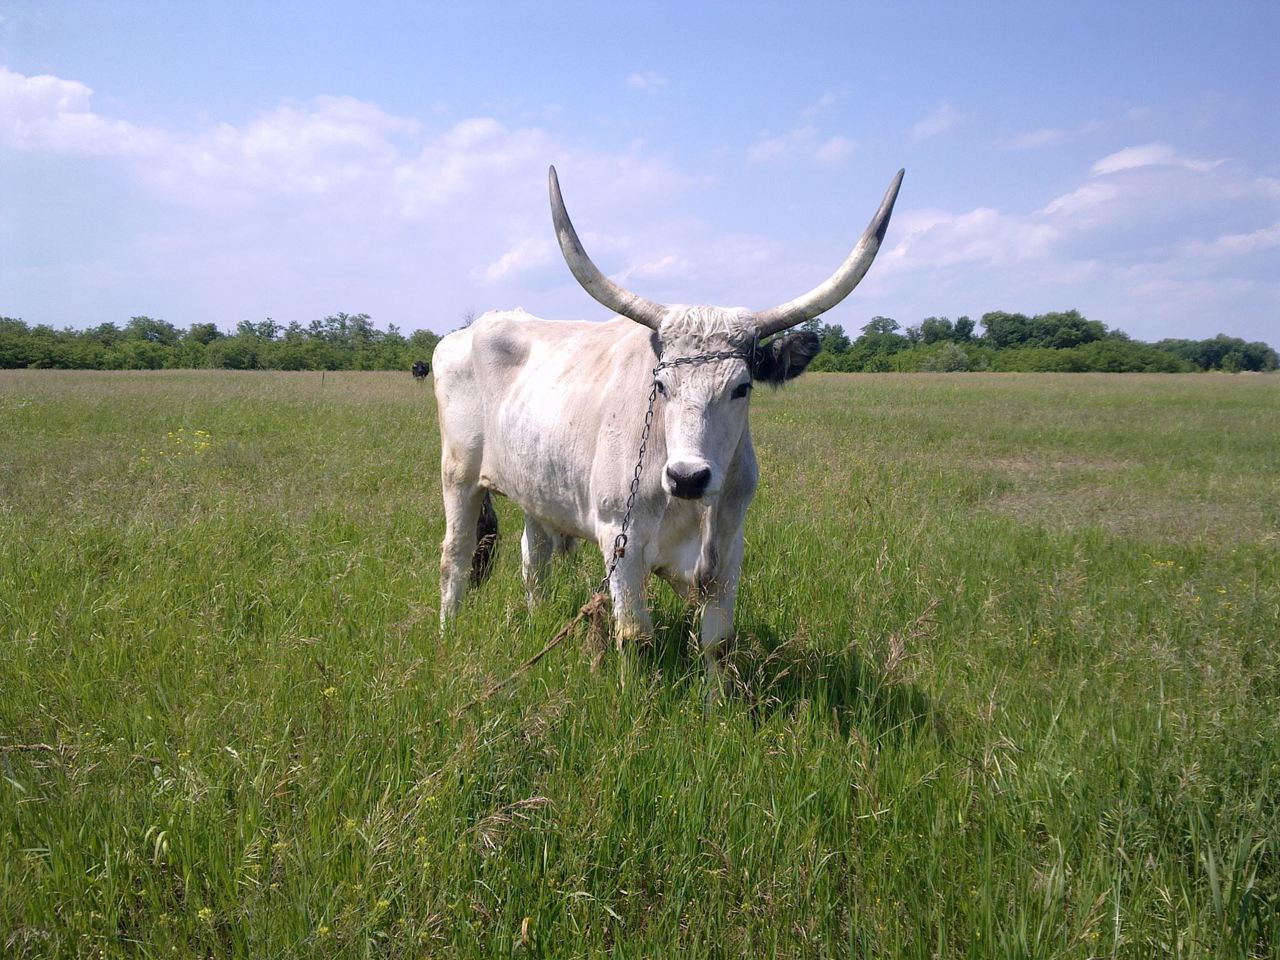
[2, 370, 1277, 957]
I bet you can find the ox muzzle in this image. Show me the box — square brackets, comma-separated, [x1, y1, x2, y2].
[664, 460, 713, 500]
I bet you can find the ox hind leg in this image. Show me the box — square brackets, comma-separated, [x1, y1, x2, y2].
[522, 520, 581, 607]
[439, 478, 497, 627]
[520, 516, 555, 607]
[472, 491, 499, 586]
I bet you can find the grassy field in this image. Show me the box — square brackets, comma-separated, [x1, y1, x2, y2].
[2, 369, 1278, 958]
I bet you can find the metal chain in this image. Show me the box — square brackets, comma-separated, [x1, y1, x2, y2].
[597, 347, 754, 596]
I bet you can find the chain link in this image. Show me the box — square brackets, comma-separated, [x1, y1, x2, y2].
[597, 347, 754, 596]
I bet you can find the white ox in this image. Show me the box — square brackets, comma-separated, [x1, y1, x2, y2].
[434, 166, 903, 679]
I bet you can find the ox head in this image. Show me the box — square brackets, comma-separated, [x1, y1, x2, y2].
[549, 165, 903, 501]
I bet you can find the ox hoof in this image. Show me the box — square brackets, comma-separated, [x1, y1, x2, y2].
[613, 623, 649, 652]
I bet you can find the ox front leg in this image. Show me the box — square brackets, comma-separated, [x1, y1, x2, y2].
[601, 535, 652, 650]
[699, 526, 745, 699]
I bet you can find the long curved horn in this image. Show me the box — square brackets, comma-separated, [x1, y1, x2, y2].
[753, 169, 905, 338]
[548, 165, 667, 330]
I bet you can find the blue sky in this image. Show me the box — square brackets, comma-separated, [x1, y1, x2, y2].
[2, 1, 1277, 343]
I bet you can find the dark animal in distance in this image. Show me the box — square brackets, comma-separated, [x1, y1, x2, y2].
[411, 359, 430, 380]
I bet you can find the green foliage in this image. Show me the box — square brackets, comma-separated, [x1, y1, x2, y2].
[918, 315, 955, 344]
[0, 314, 442, 372]
[801, 308, 1270, 374]
[184, 322, 223, 346]
[125, 315, 180, 345]
[1, 308, 1273, 376]
[987, 341, 1194, 373]
[1157, 334, 1279, 372]
[980, 310, 1035, 349]
[915, 341, 976, 372]
[977, 309, 1108, 350]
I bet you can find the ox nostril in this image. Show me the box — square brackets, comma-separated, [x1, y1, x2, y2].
[666, 464, 712, 499]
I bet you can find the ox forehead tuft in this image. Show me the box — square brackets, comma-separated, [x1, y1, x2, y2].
[658, 305, 756, 354]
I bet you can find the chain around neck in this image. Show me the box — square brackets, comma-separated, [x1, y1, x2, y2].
[599, 343, 758, 595]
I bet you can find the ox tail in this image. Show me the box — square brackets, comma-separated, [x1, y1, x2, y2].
[470, 490, 499, 587]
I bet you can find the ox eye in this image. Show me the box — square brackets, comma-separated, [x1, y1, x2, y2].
[731, 382, 752, 399]
[654, 379, 667, 397]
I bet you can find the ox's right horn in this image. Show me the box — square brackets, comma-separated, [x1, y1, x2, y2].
[549, 165, 667, 331]
[752, 169, 904, 338]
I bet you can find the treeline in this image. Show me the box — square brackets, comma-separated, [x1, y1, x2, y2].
[1, 308, 1275, 374]
[0, 314, 440, 371]
[804, 311, 1278, 373]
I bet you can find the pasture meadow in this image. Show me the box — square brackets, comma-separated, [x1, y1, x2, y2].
[1, 369, 1277, 958]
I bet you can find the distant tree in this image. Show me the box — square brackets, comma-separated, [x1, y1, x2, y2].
[1241, 340, 1279, 371]
[348, 313, 377, 346]
[125, 316, 179, 345]
[184, 322, 223, 345]
[980, 311, 1034, 349]
[115, 339, 171, 369]
[862, 316, 900, 336]
[0, 317, 32, 368]
[817, 322, 850, 354]
[86, 322, 124, 345]
[919, 341, 971, 371]
[309, 313, 347, 343]
[271, 339, 318, 370]
[205, 335, 259, 370]
[408, 329, 441, 360]
[1155, 334, 1278, 372]
[919, 316, 955, 344]
[1031, 309, 1106, 349]
[845, 316, 908, 370]
[236, 318, 280, 341]
[0, 307, 1267, 374]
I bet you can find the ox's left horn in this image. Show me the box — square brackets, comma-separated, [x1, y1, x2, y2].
[752, 169, 905, 338]
[549, 165, 667, 331]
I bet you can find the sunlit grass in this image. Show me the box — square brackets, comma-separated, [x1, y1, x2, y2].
[2, 369, 1277, 957]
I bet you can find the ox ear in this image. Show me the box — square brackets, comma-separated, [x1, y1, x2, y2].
[752, 331, 820, 385]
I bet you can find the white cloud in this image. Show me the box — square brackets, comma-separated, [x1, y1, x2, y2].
[475, 235, 555, 282]
[881, 206, 1057, 273]
[4, 66, 1277, 345]
[748, 126, 814, 163]
[865, 142, 1280, 342]
[1181, 221, 1280, 258]
[0, 65, 161, 154]
[896, 144, 1276, 276]
[747, 92, 857, 167]
[747, 126, 854, 166]
[1040, 182, 1120, 219]
[814, 135, 855, 165]
[911, 102, 964, 140]
[618, 254, 690, 284]
[801, 90, 839, 118]
[147, 96, 425, 206]
[1091, 142, 1223, 177]
[1009, 127, 1064, 149]
[626, 71, 667, 92]
[0, 66, 707, 331]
